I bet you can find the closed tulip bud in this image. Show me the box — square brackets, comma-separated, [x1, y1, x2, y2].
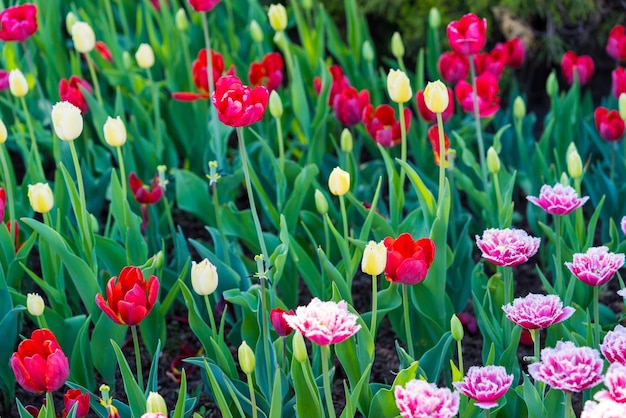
[90, 213, 100, 233]
[513, 96, 526, 121]
[301, 0, 312, 11]
[428, 7, 441, 30]
[361, 240, 387, 276]
[269, 90, 283, 118]
[391, 32, 404, 59]
[103, 116, 127, 147]
[238, 341, 255, 374]
[328, 167, 350, 196]
[250, 20, 264, 43]
[136, 43, 155, 69]
[560, 172, 570, 186]
[362, 41, 374, 62]
[28, 183, 54, 213]
[175, 9, 189, 31]
[27, 293, 44, 316]
[123, 51, 133, 70]
[191, 259, 218, 296]
[71, 22, 96, 53]
[0, 119, 7, 144]
[450, 314, 464, 342]
[314, 189, 328, 214]
[9, 69, 28, 97]
[620, 93, 626, 121]
[51, 101, 83, 141]
[292, 331, 307, 363]
[65, 12, 78, 35]
[340, 128, 353, 153]
[387, 69, 412, 104]
[566, 143, 583, 179]
[486, 146, 500, 174]
[423, 80, 449, 113]
[146, 392, 167, 415]
[268, 4, 287, 32]
[546, 71, 558, 97]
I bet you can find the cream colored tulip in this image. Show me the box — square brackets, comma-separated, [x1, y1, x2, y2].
[146, 392, 167, 415]
[103, 116, 127, 147]
[0, 119, 7, 144]
[191, 259, 219, 296]
[387, 69, 411, 104]
[328, 167, 350, 196]
[268, 4, 287, 31]
[71, 22, 96, 53]
[135, 43, 155, 69]
[361, 240, 387, 276]
[423, 80, 449, 114]
[28, 183, 54, 214]
[51, 101, 84, 141]
[9, 69, 28, 97]
[27, 293, 45, 316]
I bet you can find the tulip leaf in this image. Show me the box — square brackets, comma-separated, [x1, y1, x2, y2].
[91, 315, 127, 384]
[198, 358, 234, 418]
[172, 369, 187, 418]
[288, 232, 323, 297]
[318, 246, 351, 304]
[110, 339, 146, 417]
[283, 164, 319, 232]
[395, 158, 436, 223]
[178, 280, 213, 354]
[69, 315, 96, 390]
[290, 354, 323, 418]
[268, 367, 283, 418]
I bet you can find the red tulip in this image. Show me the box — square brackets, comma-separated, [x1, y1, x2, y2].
[129, 172, 163, 205]
[446, 13, 487, 56]
[0, 70, 9, 91]
[612, 66, 626, 99]
[437, 51, 469, 85]
[211, 75, 268, 127]
[173, 49, 235, 102]
[561, 51, 594, 86]
[0, 4, 38, 42]
[606, 25, 626, 62]
[63, 389, 90, 418]
[10, 328, 69, 393]
[188, 0, 222, 12]
[95, 41, 113, 62]
[474, 45, 507, 78]
[427, 125, 451, 167]
[0, 187, 5, 222]
[594, 107, 625, 142]
[95, 266, 159, 326]
[270, 308, 294, 337]
[416, 87, 455, 124]
[362, 103, 411, 147]
[454, 72, 500, 118]
[313, 64, 351, 105]
[504, 38, 525, 68]
[59, 76, 92, 114]
[332, 86, 370, 126]
[383, 233, 436, 285]
[248, 52, 283, 91]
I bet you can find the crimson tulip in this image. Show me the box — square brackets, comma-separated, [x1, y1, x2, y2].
[415, 87, 454, 124]
[270, 308, 294, 337]
[95, 266, 159, 326]
[10, 328, 69, 393]
[383, 233, 436, 285]
[0, 69, 9, 91]
[332, 86, 370, 126]
[561, 51, 594, 86]
[474, 46, 507, 78]
[63, 389, 90, 418]
[212, 75, 268, 127]
[248, 52, 284, 91]
[0, 4, 38, 42]
[446, 13, 487, 56]
[612, 66, 626, 99]
[455, 72, 500, 118]
[95, 41, 113, 62]
[0, 187, 5, 222]
[606, 24, 626, 62]
[313, 64, 351, 105]
[129, 172, 163, 205]
[504, 38, 525, 68]
[362, 103, 411, 147]
[594, 107, 625, 142]
[437, 51, 469, 85]
[172, 49, 234, 101]
[188, 0, 221, 12]
[427, 125, 451, 167]
[59, 76, 92, 114]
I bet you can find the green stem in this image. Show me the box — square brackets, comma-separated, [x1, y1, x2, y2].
[104, 0, 117, 45]
[68, 140, 94, 266]
[493, 171, 503, 226]
[532, 328, 540, 362]
[275, 116, 285, 174]
[436, 111, 445, 208]
[402, 284, 414, 358]
[398, 101, 407, 188]
[86, 53, 103, 105]
[371, 273, 378, 338]
[321, 345, 336, 418]
[37, 313, 48, 330]
[593, 285, 600, 347]
[246, 373, 258, 418]
[339, 195, 348, 242]
[485, 408, 491, 418]
[19, 96, 44, 180]
[258, 259, 272, 401]
[116, 0, 131, 46]
[0, 146, 16, 246]
[131, 325, 144, 392]
[211, 183, 231, 266]
[555, 215, 563, 297]
[204, 294, 218, 337]
[146, 69, 162, 156]
[610, 142, 615, 183]
[21, 43, 46, 101]
[116, 146, 127, 199]
[574, 178, 584, 246]
[565, 391, 573, 418]
[161, 192, 177, 240]
[468, 56, 488, 186]
[456, 339, 464, 377]
[201, 11, 223, 165]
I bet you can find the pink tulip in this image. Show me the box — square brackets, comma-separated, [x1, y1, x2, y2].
[437, 51, 469, 85]
[561, 51, 594, 86]
[211, 75, 268, 127]
[283, 298, 361, 345]
[415, 88, 455, 124]
[454, 73, 500, 118]
[595, 363, 626, 403]
[475, 228, 540, 267]
[611, 67, 626, 99]
[564, 246, 625, 287]
[621, 216, 626, 236]
[504, 38, 525, 68]
[528, 341, 603, 392]
[453, 365, 513, 409]
[394, 379, 460, 418]
[594, 107, 625, 142]
[600, 324, 626, 365]
[332, 86, 370, 126]
[502, 293, 575, 330]
[606, 25, 626, 62]
[446, 13, 487, 56]
[582, 398, 626, 417]
[526, 183, 589, 216]
[187, 0, 221, 12]
[474, 46, 507, 78]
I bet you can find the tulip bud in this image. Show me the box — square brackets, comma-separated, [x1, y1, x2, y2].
[269, 90, 283, 118]
[620, 93, 626, 121]
[9, 69, 28, 97]
[314, 189, 328, 214]
[566, 142, 583, 179]
[273, 31, 287, 50]
[27, 293, 45, 316]
[361, 240, 387, 276]
[136, 43, 155, 69]
[428, 7, 441, 30]
[175, 9, 189, 31]
[90, 213, 100, 233]
[0, 119, 7, 144]
[65, 12, 78, 35]
[513, 96, 526, 121]
[391, 32, 404, 59]
[340, 128, 353, 153]
[51, 101, 84, 141]
[103, 116, 127, 147]
[328, 167, 350, 196]
[423, 80, 449, 113]
[238, 341, 255, 374]
[28, 183, 54, 213]
[292, 331, 307, 363]
[146, 392, 167, 415]
[191, 259, 219, 296]
[301, 0, 313, 11]
[123, 51, 133, 69]
[387, 69, 412, 104]
[560, 172, 570, 186]
[486, 146, 500, 174]
[450, 314, 464, 342]
[546, 71, 558, 97]
[268, 4, 287, 32]
[362, 41, 374, 62]
[250, 20, 264, 43]
[71, 22, 96, 53]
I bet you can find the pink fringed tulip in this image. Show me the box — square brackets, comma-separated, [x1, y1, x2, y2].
[582, 398, 626, 418]
[528, 341, 603, 392]
[332, 86, 370, 126]
[446, 13, 487, 56]
[475, 228, 540, 267]
[561, 51, 594, 86]
[601, 325, 626, 365]
[606, 25, 626, 62]
[416, 88, 455, 124]
[383, 233, 436, 285]
[621, 216, 626, 236]
[526, 183, 589, 216]
[188, 0, 221, 12]
[437, 51, 469, 85]
[502, 293, 575, 330]
[595, 363, 626, 403]
[594, 107, 625, 142]
[283, 298, 361, 345]
[362, 103, 411, 147]
[453, 366, 513, 409]
[454, 73, 500, 117]
[211, 75, 268, 127]
[0, 4, 38, 42]
[565, 246, 625, 287]
[394, 379, 460, 418]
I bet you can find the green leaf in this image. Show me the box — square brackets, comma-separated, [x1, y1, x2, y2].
[91, 315, 127, 384]
[110, 339, 146, 417]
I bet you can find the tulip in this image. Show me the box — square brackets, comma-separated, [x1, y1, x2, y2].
[63, 389, 90, 418]
[332, 86, 370, 126]
[613, 67, 626, 99]
[0, 4, 38, 42]
[454, 366, 513, 409]
[268, 4, 287, 31]
[9, 69, 28, 97]
[450, 314, 464, 342]
[51, 101, 84, 141]
[513, 96, 526, 121]
[292, 331, 307, 362]
[437, 51, 469, 85]
[620, 93, 626, 121]
[566, 143, 583, 179]
[504, 38, 525, 68]
[173, 49, 234, 101]
[594, 107, 625, 142]
[486, 146, 500, 174]
[136, 43, 155, 69]
[191, 258, 219, 296]
[26, 293, 44, 316]
[211, 75, 268, 127]
[361, 240, 387, 276]
[71, 21, 96, 53]
[248, 52, 284, 91]
[59, 76, 92, 114]
[27, 183, 54, 214]
[65, 12, 78, 34]
[416, 88, 454, 124]
[314, 189, 329, 214]
[313, 64, 351, 105]
[473, 46, 507, 78]
[175, 9, 189, 31]
[423, 80, 449, 113]
[146, 392, 167, 415]
[129, 172, 163, 205]
[362, 104, 411, 148]
[427, 125, 450, 167]
[390, 32, 404, 59]
[383, 233, 436, 285]
[475, 228, 540, 267]
[362, 40, 374, 62]
[268, 90, 283, 118]
[446, 13, 487, 56]
[249, 20, 263, 43]
[606, 24, 626, 62]
[340, 128, 353, 153]
[103, 116, 127, 147]
[238, 341, 256, 374]
[561, 51, 594, 86]
[527, 183, 589, 216]
[0, 119, 7, 144]
[328, 167, 350, 196]
[387, 69, 411, 103]
[188, 0, 222, 12]
[395, 379, 459, 418]
[454, 72, 500, 118]
[270, 308, 294, 337]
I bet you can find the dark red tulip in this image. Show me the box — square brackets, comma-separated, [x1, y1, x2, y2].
[248, 52, 283, 91]
[270, 308, 294, 337]
[332, 86, 370, 126]
[129, 172, 163, 205]
[59, 76, 92, 114]
[314, 64, 351, 105]
[63, 389, 90, 418]
[561, 51, 594, 86]
[383, 233, 436, 285]
[437, 51, 469, 85]
[594, 107, 625, 142]
[362, 103, 411, 147]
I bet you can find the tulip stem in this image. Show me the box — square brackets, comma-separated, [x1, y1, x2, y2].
[503, 266, 513, 346]
[85, 53, 103, 105]
[19, 96, 44, 181]
[275, 116, 285, 175]
[204, 294, 218, 337]
[321, 344, 336, 418]
[402, 284, 414, 359]
[610, 142, 615, 183]
[246, 372, 258, 418]
[339, 195, 348, 243]
[211, 182, 231, 267]
[131, 325, 144, 393]
[593, 285, 600, 347]
[554, 215, 563, 297]
[468, 56, 488, 187]
[0, 146, 16, 247]
[201, 11, 223, 165]
[146, 69, 162, 157]
[485, 409, 491, 418]
[371, 273, 378, 338]
[493, 170, 503, 225]
[398, 101, 407, 189]
[116, 146, 127, 199]
[456, 337, 464, 377]
[68, 141, 94, 267]
[436, 111, 446, 208]
[532, 328, 540, 363]
[565, 391, 574, 418]
[21, 43, 46, 102]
